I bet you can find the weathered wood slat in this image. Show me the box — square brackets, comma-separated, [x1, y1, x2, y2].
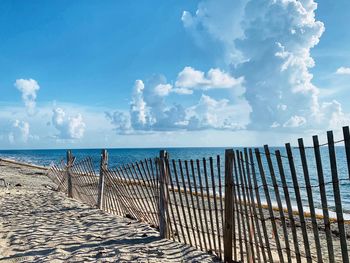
[275, 150, 301, 263]
[190, 159, 207, 251]
[244, 148, 263, 263]
[237, 150, 254, 262]
[209, 157, 222, 259]
[169, 160, 185, 243]
[185, 160, 202, 251]
[298, 138, 323, 263]
[179, 160, 197, 249]
[249, 149, 273, 262]
[312, 135, 334, 263]
[327, 131, 349, 263]
[255, 148, 285, 263]
[224, 149, 233, 263]
[343, 126, 350, 180]
[264, 145, 291, 263]
[285, 143, 312, 263]
[240, 148, 260, 262]
[203, 158, 216, 254]
[159, 151, 169, 239]
[196, 159, 211, 253]
[233, 151, 244, 262]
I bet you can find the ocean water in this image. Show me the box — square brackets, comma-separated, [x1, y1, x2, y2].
[1, 147, 350, 215]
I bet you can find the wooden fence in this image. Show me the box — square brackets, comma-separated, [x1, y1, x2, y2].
[47, 126, 350, 262]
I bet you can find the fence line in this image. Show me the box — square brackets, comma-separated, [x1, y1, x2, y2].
[46, 126, 350, 262]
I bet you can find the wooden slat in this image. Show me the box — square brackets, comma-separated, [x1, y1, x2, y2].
[185, 160, 202, 251]
[343, 126, 350, 179]
[255, 148, 285, 263]
[169, 160, 185, 243]
[175, 160, 192, 245]
[242, 149, 261, 263]
[97, 149, 108, 209]
[285, 143, 312, 263]
[275, 150, 301, 263]
[196, 159, 211, 252]
[244, 148, 263, 263]
[217, 155, 225, 258]
[179, 160, 197, 249]
[264, 145, 291, 263]
[159, 151, 169, 239]
[203, 158, 217, 254]
[191, 159, 207, 251]
[210, 157, 222, 259]
[327, 130, 349, 263]
[312, 135, 334, 263]
[66, 150, 73, 198]
[233, 151, 244, 262]
[131, 163, 156, 224]
[249, 149, 273, 262]
[298, 138, 323, 262]
[224, 149, 233, 263]
[238, 150, 254, 262]
[136, 162, 158, 226]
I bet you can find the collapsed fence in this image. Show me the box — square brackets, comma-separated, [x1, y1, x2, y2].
[47, 126, 350, 262]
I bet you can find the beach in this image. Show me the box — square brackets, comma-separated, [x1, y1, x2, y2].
[0, 159, 218, 262]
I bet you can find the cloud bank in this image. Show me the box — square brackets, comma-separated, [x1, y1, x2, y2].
[106, 67, 250, 133]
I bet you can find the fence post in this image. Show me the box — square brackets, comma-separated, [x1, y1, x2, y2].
[159, 150, 169, 239]
[97, 149, 108, 209]
[66, 150, 74, 198]
[224, 149, 234, 263]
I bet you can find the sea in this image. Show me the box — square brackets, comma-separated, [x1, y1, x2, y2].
[1, 147, 350, 217]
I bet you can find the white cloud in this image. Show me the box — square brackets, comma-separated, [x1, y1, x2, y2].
[154, 83, 173, 97]
[182, 0, 247, 63]
[186, 94, 251, 130]
[105, 111, 132, 134]
[8, 120, 30, 143]
[52, 107, 86, 139]
[107, 74, 250, 134]
[335, 67, 350, 75]
[182, 0, 350, 131]
[283, 115, 306, 128]
[14, 79, 40, 115]
[175, 66, 243, 90]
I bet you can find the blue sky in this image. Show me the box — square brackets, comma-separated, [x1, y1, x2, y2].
[1, 0, 350, 149]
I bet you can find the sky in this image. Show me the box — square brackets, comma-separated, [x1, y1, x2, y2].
[1, 0, 350, 149]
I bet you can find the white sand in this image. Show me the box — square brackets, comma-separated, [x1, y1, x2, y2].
[0, 160, 218, 262]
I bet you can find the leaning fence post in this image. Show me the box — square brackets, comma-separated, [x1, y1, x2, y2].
[224, 149, 234, 263]
[97, 149, 108, 209]
[159, 150, 169, 239]
[66, 150, 74, 198]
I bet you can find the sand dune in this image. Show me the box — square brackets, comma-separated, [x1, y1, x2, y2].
[0, 160, 218, 262]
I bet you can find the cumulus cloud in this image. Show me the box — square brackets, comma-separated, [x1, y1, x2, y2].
[181, 0, 247, 63]
[335, 67, 350, 75]
[107, 75, 250, 134]
[174, 67, 244, 94]
[52, 108, 86, 139]
[14, 79, 40, 115]
[186, 94, 250, 130]
[183, 0, 350, 131]
[8, 120, 30, 143]
[105, 111, 132, 134]
[106, 0, 349, 135]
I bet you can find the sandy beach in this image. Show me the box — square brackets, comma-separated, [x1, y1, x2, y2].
[0, 159, 218, 262]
